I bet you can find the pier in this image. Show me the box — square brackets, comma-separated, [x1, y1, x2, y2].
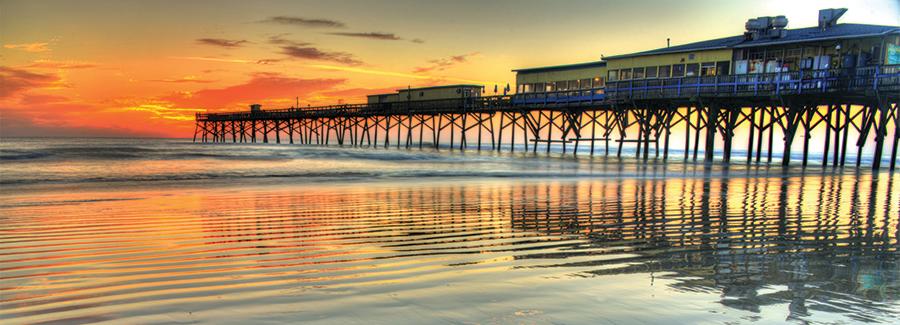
[194, 66, 900, 170]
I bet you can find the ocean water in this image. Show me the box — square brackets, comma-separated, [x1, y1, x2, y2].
[0, 138, 898, 324]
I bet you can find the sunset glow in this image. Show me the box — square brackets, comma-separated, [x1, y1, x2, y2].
[2, 0, 898, 138]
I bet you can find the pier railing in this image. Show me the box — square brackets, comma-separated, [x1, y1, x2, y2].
[605, 64, 900, 100]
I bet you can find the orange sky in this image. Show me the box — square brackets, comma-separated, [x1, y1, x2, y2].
[1, 0, 898, 138]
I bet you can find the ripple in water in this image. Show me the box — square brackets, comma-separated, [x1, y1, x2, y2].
[0, 173, 898, 324]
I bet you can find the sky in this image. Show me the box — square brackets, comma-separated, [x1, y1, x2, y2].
[1, 0, 898, 138]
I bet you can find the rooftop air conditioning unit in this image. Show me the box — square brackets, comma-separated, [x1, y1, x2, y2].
[818, 8, 848, 30]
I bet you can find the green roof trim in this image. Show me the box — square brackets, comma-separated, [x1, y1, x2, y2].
[513, 61, 606, 73]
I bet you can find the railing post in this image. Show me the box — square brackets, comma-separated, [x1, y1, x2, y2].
[677, 78, 682, 97]
[753, 74, 758, 96]
[873, 65, 880, 90]
[775, 71, 781, 95]
[714, 75, 718, 95]
[695, 77, 699, 95]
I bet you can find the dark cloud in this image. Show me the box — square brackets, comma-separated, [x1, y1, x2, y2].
[267, 34, 311, 47]
[256, 58, 283, 65]
[413, 52, 479, 73]
[327, 32, 402, 41]
[260, 16, 345, 28]
[410, 38, 425, 44]
[280, 46, 362, 66]
[0, 66, 61, 99]
[196, 38, 249, 48]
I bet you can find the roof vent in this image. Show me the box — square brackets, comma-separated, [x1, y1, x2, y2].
[744, 15, 788, 40]
[818, 8, 847, 30]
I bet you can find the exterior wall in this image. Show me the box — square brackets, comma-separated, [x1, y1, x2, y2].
[730, 36, 887, 74]
[606, 49, 733, 70]
[367, 94, 399, 104]
[606, 49, 733, 81]
[515, 66, 606, 93]
[516, 66, 606, 84]
[397, 86, 482, 101]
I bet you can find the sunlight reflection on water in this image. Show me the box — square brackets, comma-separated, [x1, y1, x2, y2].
[1, 173, 897, 324]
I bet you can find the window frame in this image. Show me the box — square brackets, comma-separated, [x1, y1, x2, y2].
[645, 66, 658, 79]
[658, 65, 671, 78]
[672, 64, 685, 77]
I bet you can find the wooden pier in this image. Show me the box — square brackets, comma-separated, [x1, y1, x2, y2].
[195, 65, 900, 171]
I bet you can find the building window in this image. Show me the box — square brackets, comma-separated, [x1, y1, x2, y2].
[419, 91, 424, 97]
[672, 64, 685, 77]
[556, 81, 568, 91]
[685, 63, 699, 76]
[688, 53, 696, 60]
[608, 70, 618, 82]
[716, 61, 731, 75]
[621, 68, 632, 80]
[645, 66, 658, 78]
[593, 77, 604, 88]
[633, 67, 645, 79]
[658, 65, 671, 78]
[700, 62, 716, 76]
[580, 79, 592, 89]
[546, 83, 554, 92]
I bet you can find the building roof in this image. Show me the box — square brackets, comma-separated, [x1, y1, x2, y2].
[604, 23, 900, 60]
[396, 84, 483, 92]
[512, 60, 607, 73]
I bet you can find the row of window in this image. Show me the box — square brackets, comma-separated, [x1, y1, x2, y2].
[608, 61, 732, 82]
[517, 77, 604, 93]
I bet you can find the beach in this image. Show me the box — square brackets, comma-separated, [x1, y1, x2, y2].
[1, 138, 898, 324]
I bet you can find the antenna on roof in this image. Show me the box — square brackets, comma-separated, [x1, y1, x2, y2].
[667, 38, 670, 48]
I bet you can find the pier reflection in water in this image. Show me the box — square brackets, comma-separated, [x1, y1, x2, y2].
[0, 172, 897, 323]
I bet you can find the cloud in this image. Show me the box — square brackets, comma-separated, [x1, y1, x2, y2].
[256, 59, 282, 65]
[260, 16, 345, 28]
[18, 94, 69, 105]
[3, 42, 49, 53]
[267, 34, 310, 47]
[162, 72, 345, 109]
[317, 86, 404, 103]
[168, 56, 255, 64]
[305, 64, 498, 85]
[413, 52, 479, 73]
[115, 104, 205, 121]
[410, 38, 425, 44]
[281, 46, 362, 66]
[0, 109, 170, 138]
[196, 38, 249, 48]
[150, 76, 216, 83]
[0, 66, 62, 99]
[27, 59, 98, 69]
[328, 32, 402, 41]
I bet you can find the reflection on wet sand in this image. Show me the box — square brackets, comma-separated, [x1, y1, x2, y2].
[0, 171, 897, 323]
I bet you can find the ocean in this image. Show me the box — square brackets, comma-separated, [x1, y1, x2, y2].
[1, 138, 898, 324]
